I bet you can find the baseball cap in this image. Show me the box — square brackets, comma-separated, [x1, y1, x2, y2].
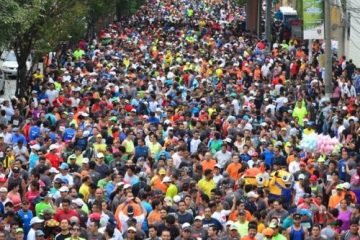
[59, 162, 69, 170]
[35, 230, 45, 237]
[343, 182, 351, 189]
[226, 220, 234, 226]
[127, 226, 137, 232]
[83, 158, 89, 164]
[182, 222, 191, 230]
[0, 187, 7, 193]
[263, 228, 274, 237]
[310, 175, 318, 182]
[194, 215, 204, 221]
[230, 224, 238, 231]
[59, 186, 69, 192]
[49, 144, 57, 151]
[214, 164, 222, 169]
[158, 168, 166, 175]
[15, 228, 24, 233]
[162, 176, 172, 183]
[298, 174, 305, 180]
[247, 191, 259, 198]
[30, 217, 44, 225]
[97, 152, 104, 158]
[336, 184, 344, 190]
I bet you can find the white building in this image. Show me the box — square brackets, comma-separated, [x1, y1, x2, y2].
[344, 0, 360, 66]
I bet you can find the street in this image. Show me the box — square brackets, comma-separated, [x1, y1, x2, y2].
[0, 79, 17, 99]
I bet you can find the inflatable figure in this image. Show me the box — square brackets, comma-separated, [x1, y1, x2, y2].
[268, 170, 293, 205]
[242, 167, 269, 189]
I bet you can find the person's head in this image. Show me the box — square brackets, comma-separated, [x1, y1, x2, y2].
[204, 207, 212, 218]
[70, 224, 81, 238]
[35, 230, 45, 240]
[15, 228, 24, 240]
[88, 220, 99, 233]
[204, 169, 213, 180]
[95, 188, 104, 200]
[181, 223, 192, 237]
[273, 200, 283, 211]
[232, 155, 240, 163]
[60, 219, 70, 231]
[350, 219, 359, 234]
[61, 198, 71, 212]
[207, 225, 218, 237]
[178, 200, 186, 212]
[148, 225, 157, 238]
[311, 225, 321, 237]
[293, 213, 301, 225]
[127, 226, 137, 239]
[160, 229, 171, 240]
[248, 223, 258, 238]
[340, 199, 348, 210]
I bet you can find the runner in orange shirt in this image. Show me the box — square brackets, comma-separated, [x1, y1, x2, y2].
[226, 155, 242, 181]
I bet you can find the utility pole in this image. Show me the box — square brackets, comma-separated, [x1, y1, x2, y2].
[324, 0, 333, 96]
[265, 0, 272, 47]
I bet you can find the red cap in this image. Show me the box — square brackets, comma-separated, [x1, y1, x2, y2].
[310, 175, 318, 182]
[300, 161, 306, 166]
[252, 152, 259, 157]
[89, 213, 101, 221]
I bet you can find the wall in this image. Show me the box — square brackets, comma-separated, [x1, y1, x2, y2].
[345, 0, 360, 66]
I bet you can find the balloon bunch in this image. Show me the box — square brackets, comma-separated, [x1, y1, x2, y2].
[300, 133, 341, 154]
[299, 133, 318, 153]
[316, 134, 341, 155]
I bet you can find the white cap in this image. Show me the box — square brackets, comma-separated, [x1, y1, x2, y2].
[0, 133, 4, 138]
[343, 182, 351, 189]
[127, 226, 137, 232]
[30, 217, 44, 225]
[298, 174, 306, 180]
[72, 198, 85, 207]
[226, 220, 234, 226]
[182, 222, 191, 229]
[59, 186, 69, 192]
[162, 176, 172, 183]
[173, 195, 181, 203]
[246, 191, 259, 198]
[49, 144, 57, 151]
[0, 187, 7, 192]
[214, 164, 222, 169]
[30, 144, 41, 150]
[123, 184, 131, 189]
[97, 152, 104, 158]
[49, 167, 59, 174]
[83, 158, 89, 164]
[194, 215, 204, 221]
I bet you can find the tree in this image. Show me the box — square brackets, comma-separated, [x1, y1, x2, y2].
[0, 0, 82, 97]
[0, 0, 144, 98]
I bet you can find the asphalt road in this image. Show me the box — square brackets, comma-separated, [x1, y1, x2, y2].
[0, 79, 17, 99]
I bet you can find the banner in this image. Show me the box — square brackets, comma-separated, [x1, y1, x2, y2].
[303, 0, 324, 39]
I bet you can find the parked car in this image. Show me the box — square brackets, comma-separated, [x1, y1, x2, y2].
[0, 50, 32, 78]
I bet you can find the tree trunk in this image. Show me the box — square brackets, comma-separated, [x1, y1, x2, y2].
[15, 56, 30, 98]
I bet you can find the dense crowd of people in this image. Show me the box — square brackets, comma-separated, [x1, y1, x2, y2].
[0, 0, 360, 239]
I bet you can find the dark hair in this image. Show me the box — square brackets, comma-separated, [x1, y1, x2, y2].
[151, 199, 161, 209]
[8, 182, 19, 192]
[165, 215, 176, 225]
[105, 224, 115, 238]
[61, 198, 71, 205]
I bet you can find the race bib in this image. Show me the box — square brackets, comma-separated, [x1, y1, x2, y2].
[13, 120, 19, 126]
[0, 152, 3, 158]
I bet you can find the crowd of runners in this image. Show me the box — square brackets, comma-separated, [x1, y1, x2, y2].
[0, 0, 360, 239]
